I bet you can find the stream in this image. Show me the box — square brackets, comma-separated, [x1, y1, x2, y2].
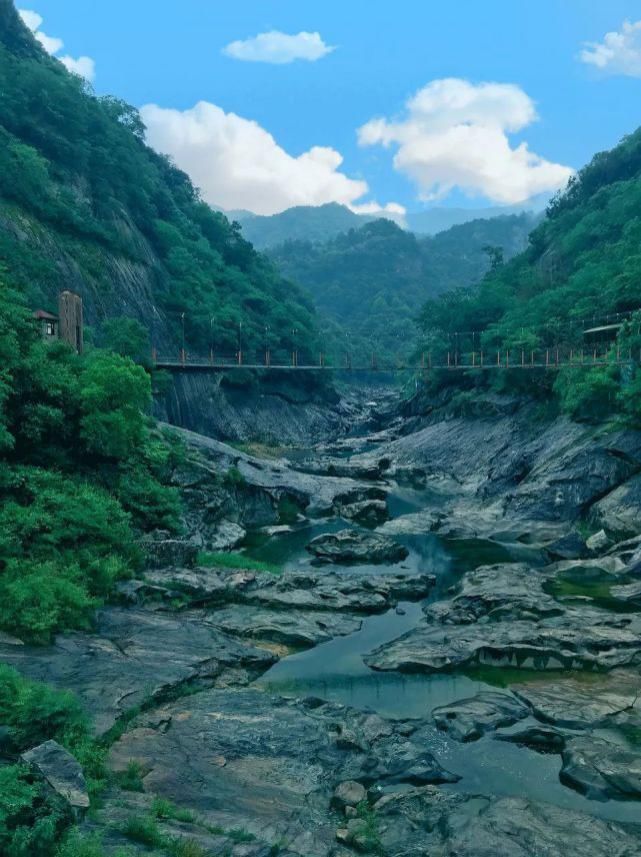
[247, 479, 641, 825]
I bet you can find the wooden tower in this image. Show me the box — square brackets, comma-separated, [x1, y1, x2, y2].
[58, 290, 83, 354]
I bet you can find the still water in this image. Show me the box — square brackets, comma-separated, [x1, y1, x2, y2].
[249, 482, 640, 823]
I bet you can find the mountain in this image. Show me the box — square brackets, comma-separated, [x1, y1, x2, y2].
[0, 0, 320, 364]
[233, 202, 382, 250]
[406, 201, 546, 235]
[269, 213, 538, 362]
[417, 127, 641, 423]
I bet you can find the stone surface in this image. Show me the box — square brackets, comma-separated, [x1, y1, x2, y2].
[21, 740, 90, 813]
[561, 735, 641, 800]
[592, 472, 641, 539]
[513, 670, 641, 730]
[332, 780, 366, 810]
[544, 530, 588, 561]
[107, 690, 457, 854]
[372, 786, 641, 856]
[432, 692, 529, 742]
[307, 529, 409, 565]
[0, 608, 275, 735]
[586, 529, 612, 553]
[139, 533, 198, 569]
[366, 607, 641, 673]
[202, 604, 362, 648]
[495, 725, 566, 752]
[610, 579, 641, 605]
[338, 499, 389, 526]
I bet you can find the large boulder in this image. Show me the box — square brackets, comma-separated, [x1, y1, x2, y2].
[21, 740, 89, 817]
[432, 692, 529, 742]
[561, 735, 641, 800]
[307, 529, 408, 565]
[140, 533, 198, 569]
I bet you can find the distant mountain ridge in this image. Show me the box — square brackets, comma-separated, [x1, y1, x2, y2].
[232, 201, 544, 250]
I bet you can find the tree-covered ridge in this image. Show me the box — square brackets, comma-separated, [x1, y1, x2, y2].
[0, 0, 320, 359]
[417, 127, 641, 421]
[270, 214, 536, 363]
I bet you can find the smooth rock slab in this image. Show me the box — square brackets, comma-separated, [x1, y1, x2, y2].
[107, 690, 457, 854]
[307, 529, 409, 565]
[202, 604, 362, 647]
[21, 740, 89, 814]
[425, 563, 561, 624]
[145, 565, 435, 615]
[373, 786, 641, 856]
[432, 692, 529, 742]
[513, 670, 641, 730]
[0, 608, 275, 735]
[365, 609, 641, 674]
[561, 735, 641, 800]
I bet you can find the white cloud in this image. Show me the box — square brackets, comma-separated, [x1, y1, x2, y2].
[358, 78, 573, 206]
[579, 20, 641, 77]
[18, 8, 95, 82]
[223, 30, 334, 64]
[59, 55, 96, 81]
[141, 100, 402, 217]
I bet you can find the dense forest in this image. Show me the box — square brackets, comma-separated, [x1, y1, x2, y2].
[417, 128, 641, 423]
[270, 214, 537, 363]
[0, 0, 320, 362]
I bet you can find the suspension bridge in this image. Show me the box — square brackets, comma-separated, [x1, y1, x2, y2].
[150, 307, 641, 374]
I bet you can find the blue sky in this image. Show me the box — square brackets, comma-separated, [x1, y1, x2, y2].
[21, 1, 641, 215]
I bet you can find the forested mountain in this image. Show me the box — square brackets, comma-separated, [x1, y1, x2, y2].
[418, 128, 641, 423]
[269, 214, 537, 362]
[0, 1, 320, 361]
[234, 202, 381, 250]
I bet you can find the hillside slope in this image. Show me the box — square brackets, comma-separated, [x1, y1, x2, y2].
[0, 0, 320, 366]
[417, 127, 641, 422]
[269, 214, 537, 362]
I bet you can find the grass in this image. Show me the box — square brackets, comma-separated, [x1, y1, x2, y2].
[121, 811, 257, 856]
[115, 760, 147, 793]
[197, 550, 281, 576]
[151, 797, 196, 824]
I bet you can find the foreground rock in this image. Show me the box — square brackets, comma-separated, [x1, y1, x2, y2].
[366, 607, 641, 673]
[432, 692, 529, 742]
[21, 740, 89, 816]
[307, 529, 409, 565]
[143, 565, 435, 615]
[108, 689, 458, 855]
[0, 608, 275, 734]
[371, 786, 641, 856]
[561, 735, 641, 800]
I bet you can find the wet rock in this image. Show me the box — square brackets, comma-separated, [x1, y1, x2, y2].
[207, 521, 246, 551]
[338, 499, 389, 526]
[425, 563, 562, 623]
[544, 530, 588, 561]
[204, 605, 362, 647]
[432, 692, 529, 742]
[365, 607, 641, 674]
[586, 529, 612, 554]
[591, 472, 641, 539]
[372, 786, 641, 855]
[561, 735, 641, 800]
[610, 579, 641, 605]
[21, 740, 89, 815]
[377, 509, 443, 537]
[0, 608, 275, 735]
[495, 725, 566, 752]
[513, 670, 641, 730]
[107, 690, 457, 853]
[307, 529, 409, 565]
[332, 780, 366, 810]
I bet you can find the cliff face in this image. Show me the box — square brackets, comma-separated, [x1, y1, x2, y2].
[0, 0, 333, 441]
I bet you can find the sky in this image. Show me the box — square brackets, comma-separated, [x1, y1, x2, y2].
[18, 1, 641, 216]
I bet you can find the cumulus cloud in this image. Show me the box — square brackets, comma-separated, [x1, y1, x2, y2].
[19, 8, 95, 82]
[358, 78, 573, 205]
[579, 20, 641, 77]
[141, 100, 402, 217]
[223, 30, 334, 64]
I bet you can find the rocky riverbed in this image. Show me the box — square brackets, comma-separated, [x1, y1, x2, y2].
[5, 393, 641, 855]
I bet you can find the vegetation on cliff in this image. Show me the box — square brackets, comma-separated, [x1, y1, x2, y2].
[0, 0, 320, 361]
[417, 128, 641, 423]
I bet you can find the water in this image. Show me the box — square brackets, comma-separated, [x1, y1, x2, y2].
[247, 481, 641, 824]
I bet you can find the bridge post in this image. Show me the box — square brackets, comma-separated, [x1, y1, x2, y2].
[555, 348, 559, 366]
[209, 347, 214, 366]
[472, 351, 476, 368]
[497, 350, 500, 367]
[238, 350, 243, 366]
[506, 350, 510, 368]
[447, 352, 451, 368]
[531, 350, 534, 366]
[180, 348, 186, 366]
[152, 346, 157, 365]
[546, 349, 549, 367]
[429, 352, 432, 369]
[480, 351, 484, 367]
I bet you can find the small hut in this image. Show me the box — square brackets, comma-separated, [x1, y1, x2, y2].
[33, 309, 59, 342]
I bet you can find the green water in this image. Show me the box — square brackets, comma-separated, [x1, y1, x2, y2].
[249, 481, 641, 824]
